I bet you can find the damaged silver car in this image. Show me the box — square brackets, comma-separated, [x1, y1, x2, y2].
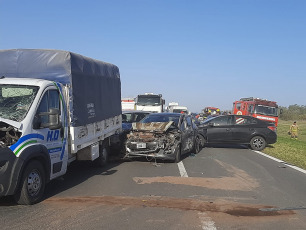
[125, 113, 203, 162]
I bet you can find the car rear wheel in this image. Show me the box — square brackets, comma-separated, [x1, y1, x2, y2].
[250, 136, 266, 151]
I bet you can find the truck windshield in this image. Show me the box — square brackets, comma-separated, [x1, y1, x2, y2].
[0, 84, 39, 122]
[254, 105, 278, 116]
[136, 96, 161, 106]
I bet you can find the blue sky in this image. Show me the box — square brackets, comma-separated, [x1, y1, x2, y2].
[1, 0, 305, 112]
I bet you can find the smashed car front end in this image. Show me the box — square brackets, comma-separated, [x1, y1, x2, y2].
[0, 120, 22, 196]
[125, 122, 181, 160]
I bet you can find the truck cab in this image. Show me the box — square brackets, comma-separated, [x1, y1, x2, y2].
[135, 93, 165, 113]
[232, 97, 280, 126]
[0, 78, 69, 203]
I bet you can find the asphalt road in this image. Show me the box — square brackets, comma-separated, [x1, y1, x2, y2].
[1, 145, 306, 230]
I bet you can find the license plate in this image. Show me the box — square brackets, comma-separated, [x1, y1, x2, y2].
[137, 143, 146, 149]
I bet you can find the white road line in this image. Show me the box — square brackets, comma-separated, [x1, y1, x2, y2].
[177, 162, 217, 230]
[198, 212, 217, 230]
[254, 150, 306, 175]
[177, 161, 188, 177]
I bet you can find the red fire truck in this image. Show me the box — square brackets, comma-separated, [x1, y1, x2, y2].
[232, 97, 280, 126]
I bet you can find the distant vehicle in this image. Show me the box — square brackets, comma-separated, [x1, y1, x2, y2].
[232, 97, 280, 126]
[169, 105, 189, 114]
[202, 107, 220, 119]
[135, 93, 165, 113]
[121, 98, 135, 111]
[121, 111, 151, 131]
[198, 115, 277, 151]
[125, 113, 203, 162]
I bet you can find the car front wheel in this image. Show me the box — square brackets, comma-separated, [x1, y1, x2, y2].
[193, 136, 201, 154]
[172, 144, 181, 163]
[250, 136, 266, 151]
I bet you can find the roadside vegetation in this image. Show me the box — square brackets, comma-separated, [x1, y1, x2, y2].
[264, 119, 306, 170]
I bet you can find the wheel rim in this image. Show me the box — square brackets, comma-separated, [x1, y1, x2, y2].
[27, 170, 41, 197]
[253, 138, 263, 149]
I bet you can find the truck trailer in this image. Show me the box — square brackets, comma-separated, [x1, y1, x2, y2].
[0, 49, 122, 204]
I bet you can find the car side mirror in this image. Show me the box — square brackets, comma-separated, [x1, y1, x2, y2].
[208, 122, 214, 127]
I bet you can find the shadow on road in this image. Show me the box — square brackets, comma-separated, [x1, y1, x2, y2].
[0, 158, 123, 206]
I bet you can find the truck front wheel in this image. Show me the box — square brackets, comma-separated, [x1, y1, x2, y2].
[14, 160, 46, 205]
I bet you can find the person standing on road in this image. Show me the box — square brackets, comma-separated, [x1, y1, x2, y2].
[290, 121, 299, 140]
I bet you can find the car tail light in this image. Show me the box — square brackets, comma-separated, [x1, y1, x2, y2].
[268, 126, 276, 132]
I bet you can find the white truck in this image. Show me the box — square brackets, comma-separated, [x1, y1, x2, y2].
[169, 105, 189, 114]
[0, 49, 122, 204]
[135, 93, 165, 113]
[121, 98, 135, 111]
[167, 102, 189, 114]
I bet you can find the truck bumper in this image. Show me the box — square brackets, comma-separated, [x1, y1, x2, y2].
[0, 148, 18, 197]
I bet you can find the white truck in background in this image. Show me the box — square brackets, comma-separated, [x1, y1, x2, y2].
[121, 98, 135, 111]
[167, 102, 189, 114]
[135, 93, 165, 113]
[0, 49, 122, 205]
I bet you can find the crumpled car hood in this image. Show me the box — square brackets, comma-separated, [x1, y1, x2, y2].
[132, 121, 174, 132]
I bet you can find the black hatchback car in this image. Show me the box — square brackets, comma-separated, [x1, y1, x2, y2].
[198, 115, 277, 150]
[125, 113, 202, 162]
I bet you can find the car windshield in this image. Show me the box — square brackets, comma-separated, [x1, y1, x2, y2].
[173, 109, 188, 114]
[122, 112, 149, 123]
[254, 105, 278, 116]
[136, 95, 161, 106]
[0, 84, 39, 122]
[141, 114, 180, 126]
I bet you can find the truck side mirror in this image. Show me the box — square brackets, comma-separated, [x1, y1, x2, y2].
[279, 108, 283, 115]
[38, 108, 62, 130]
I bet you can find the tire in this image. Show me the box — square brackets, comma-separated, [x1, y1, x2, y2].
[250, 136, 266, 151]
[96, 143, 109, 167]
[193, 136, 201, 154]
[172, 144, 181, 163]
[14, 160, 46, 205]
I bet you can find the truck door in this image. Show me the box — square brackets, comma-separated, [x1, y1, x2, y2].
[33, 87, 68, 180]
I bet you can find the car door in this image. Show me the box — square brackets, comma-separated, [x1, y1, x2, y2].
[179, 116, 190, 153]
[185, 116, 195, 152]
[206, 116, 234, 143]
[231, 116, 254, 143]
